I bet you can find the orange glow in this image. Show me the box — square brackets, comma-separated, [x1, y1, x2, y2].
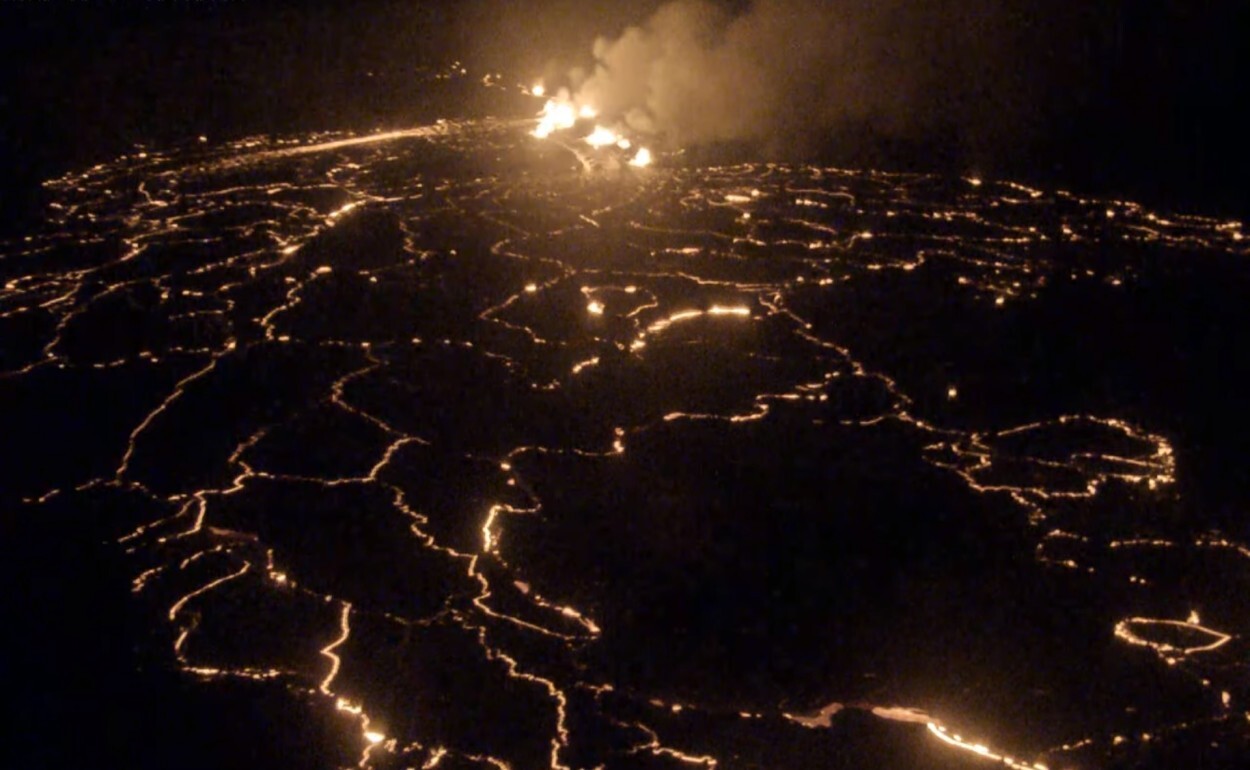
[533, 97, 577, 139]
[320, 602, 352, 693]
[784, 701, 844, 728]
[1114, 616, 1232, 660]
[571, 356, 600, 374]
[43, 109, 1250, 770]
[325, 201, 359, 224]
[644, 306, 750, 336]
[585, 125, 623, 148]
[871, 706, 931, 724]
[646, 309, 703, 334]
[630, 147, 653, 168]
[482, 504, 505, 553]
[927, 723, 1048, 770]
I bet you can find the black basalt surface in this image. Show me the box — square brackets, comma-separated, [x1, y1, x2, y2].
[3, 108, 1249, 770]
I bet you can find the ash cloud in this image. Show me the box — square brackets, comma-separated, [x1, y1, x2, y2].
[563, 0, 1033, 161]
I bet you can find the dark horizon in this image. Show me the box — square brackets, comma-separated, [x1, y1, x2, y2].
[2, 1, 1247, 224]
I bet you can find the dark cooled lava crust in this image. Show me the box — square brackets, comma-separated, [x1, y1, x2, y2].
[3, 110, 1250, 770]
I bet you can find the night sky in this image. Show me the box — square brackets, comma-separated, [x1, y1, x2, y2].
[2, 0, 1248, 226]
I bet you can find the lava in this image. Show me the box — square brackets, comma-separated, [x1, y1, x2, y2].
[4, 93, 1249, 770]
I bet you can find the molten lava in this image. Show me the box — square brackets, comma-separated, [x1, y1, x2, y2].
[530, 83, 652, 168]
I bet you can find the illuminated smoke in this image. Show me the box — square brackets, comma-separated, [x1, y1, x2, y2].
[560, 0, 1024, 157]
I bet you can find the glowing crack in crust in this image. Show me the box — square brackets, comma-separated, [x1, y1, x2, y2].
[5, 65, 1250, 770]
[1114, 615, 1233, 664]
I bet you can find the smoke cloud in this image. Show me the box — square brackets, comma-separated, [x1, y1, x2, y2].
[559, 0, 1032, 161]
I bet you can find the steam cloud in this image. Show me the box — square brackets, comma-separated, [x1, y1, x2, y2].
[560, 0, 1029, 159]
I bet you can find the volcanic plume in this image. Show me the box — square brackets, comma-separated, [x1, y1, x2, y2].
[544, 0, 1029, 158]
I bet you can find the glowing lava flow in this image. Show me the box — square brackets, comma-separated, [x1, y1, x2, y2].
[629, 147, 653, 167]
[533, 96, 577, 139]
[11, 103, 1250, 770]
[927, 722, 1050, 770]
[584, 125, 623, 149]
[1114, 614, 1233, 664]
[319, 602, 353, 695]
[788, 703, 1050, 770]
[320, 602, 394, 763]
[529, 83, 653, 167]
